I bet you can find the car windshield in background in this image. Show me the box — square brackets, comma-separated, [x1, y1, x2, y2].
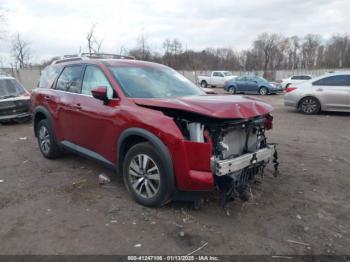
[258, 77, 269, 83]
[0, 79, 25, 98]
[223, 72, 232, 76]
[109, 66, 205, 98]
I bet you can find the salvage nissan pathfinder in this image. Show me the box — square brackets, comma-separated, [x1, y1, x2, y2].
[31, 54, 279, 207]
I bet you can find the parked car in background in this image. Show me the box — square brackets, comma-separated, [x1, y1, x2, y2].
[0, 75, 31, 123]
[224, 75, 284, 95]
[280, 74, 313, 88]
[31, 54, 278, 207]
[197, 71, 237, 88]
[284, 72, 350, 114]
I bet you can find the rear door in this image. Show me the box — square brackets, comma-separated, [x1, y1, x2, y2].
[51, 65, 84, 141]
[69, 65, 120, 164]
[312, 75, 349, 111]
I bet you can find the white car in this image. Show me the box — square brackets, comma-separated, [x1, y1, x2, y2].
[280, 74, 313, 88]
[197, 71, 237, 88]
[284, 72, 350, 114]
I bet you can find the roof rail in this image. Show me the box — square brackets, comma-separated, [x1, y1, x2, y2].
[51, 53, 136, 65]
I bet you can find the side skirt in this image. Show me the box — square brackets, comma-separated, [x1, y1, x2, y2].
[60, 140, 116, 171]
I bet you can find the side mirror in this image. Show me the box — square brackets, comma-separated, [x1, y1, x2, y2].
[91, 86, 109, 104]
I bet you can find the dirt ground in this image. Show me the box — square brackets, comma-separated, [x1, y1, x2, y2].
[0, 94, 350, 255]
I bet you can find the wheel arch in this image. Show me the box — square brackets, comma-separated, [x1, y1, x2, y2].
[33, 106, 54, 137]
[117, 128, 175, 189]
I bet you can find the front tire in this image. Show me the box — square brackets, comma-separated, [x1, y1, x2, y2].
[123, 142, 173, 207]
[259, 87, 268, 95]
[36, 119, 62, 159]
[228, 86, 236, 94]
[299, 97, 320, 114]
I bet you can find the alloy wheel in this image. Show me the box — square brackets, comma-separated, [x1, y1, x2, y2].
[39, 125, 51, 155]
[128, 154, 160, 199]
[259, 87, 268, 95]
[300, 98, 318, 114]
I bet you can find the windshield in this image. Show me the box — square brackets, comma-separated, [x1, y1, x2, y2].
[109, 65, 205, 98]
[223, 71, 232, 76]
[0, 78, 25, 98]
[258, 77, 269, 83]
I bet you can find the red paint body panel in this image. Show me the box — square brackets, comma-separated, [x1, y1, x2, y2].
[31, 59, 274, 192]
[133, 95, 273, 119]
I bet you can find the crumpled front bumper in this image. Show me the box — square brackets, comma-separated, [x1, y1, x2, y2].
[214, 144, 276, 176]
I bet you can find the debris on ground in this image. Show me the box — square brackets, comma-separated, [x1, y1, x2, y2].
[0, 180, 4, 183]
[179, 231, 185, 237]
[186, 241, 208, 255]
[19, 137, 27, 140]
[296, 214, 302, 220]
[98, 173, 111, 185]
[286, 239, 310, 246]
[72, 179, 87, 189]
[134, 243, 142, 248]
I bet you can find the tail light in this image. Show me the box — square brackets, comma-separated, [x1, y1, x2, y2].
[265, 114, 273, 130]
[286, 86, 297, 93]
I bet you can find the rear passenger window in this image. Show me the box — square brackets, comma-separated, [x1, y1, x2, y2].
[313, 75, 349, 86]
[39, 65, 61, 88]
[291, 76, 302, 80]
[56, 65, 83, 93]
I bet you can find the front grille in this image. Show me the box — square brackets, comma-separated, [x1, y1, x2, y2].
[0, 99, 30, 116]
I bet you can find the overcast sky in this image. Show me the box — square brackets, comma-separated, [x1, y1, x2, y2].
[0, 0, 349, 65]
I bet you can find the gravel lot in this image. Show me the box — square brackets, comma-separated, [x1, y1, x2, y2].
[0, 93, 349, 255]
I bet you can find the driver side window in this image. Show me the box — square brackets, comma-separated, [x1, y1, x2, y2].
[82, 66, 114, 98]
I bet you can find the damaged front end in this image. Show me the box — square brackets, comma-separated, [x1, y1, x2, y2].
[173, 112, 279, 207]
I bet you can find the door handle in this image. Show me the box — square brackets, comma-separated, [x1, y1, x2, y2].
[74, 103, 82, 110]
[316, 88, 323, 92]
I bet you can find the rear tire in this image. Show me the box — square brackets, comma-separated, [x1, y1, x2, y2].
[36, 119, 62, 159]
[200, 81, 208, 88]
[259, 87, 268, 95]
[123, 142, 173, 207]
[299, 97, 320, 114]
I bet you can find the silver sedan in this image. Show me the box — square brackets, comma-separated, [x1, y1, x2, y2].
[284, 72, 350, 114]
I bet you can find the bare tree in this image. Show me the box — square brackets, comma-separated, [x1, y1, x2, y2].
[11, 33, 31, 69]
[301, 34, 322, 69]
[129, 34, 151, 60]
[86, 24, 103, 55]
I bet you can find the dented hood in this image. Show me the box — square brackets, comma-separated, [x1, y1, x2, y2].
[133, 95, 273, 119]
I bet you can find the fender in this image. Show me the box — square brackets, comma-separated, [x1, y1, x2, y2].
[117, 127, 175, 191]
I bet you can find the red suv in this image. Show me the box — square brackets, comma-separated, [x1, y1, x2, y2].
[31, 54, 278, 207]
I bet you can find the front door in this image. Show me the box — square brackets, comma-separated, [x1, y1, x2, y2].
[70, 65, 120, 164]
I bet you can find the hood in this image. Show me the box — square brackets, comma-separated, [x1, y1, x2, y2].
[133, 95, 273, 119]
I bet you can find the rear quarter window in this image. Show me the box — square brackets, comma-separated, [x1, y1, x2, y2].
[39, 65, 62, 88]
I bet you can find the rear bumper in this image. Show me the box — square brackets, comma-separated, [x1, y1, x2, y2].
[214, 145, 276, 176]
[0, 112, 31, 121]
